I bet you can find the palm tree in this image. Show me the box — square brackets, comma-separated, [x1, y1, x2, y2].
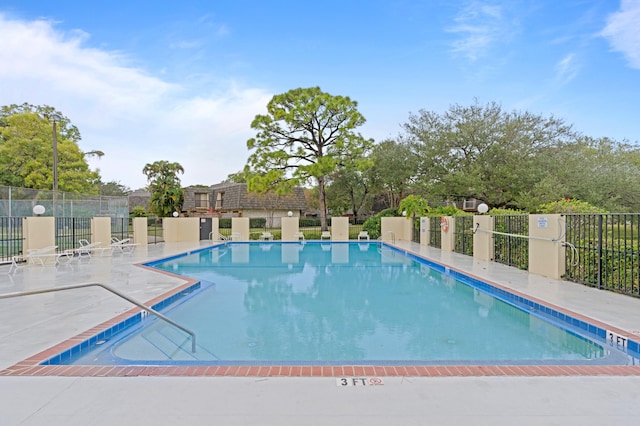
[142, 161, 185, 217]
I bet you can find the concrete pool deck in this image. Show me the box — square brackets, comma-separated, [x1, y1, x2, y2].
[1, 240, 640, 424]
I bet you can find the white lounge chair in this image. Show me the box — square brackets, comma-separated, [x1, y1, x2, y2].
[111, 237, 130, 244]
[320, 231, 331, 240]
[6, 255, 24, 274]
[72, 239, 109, 257]
[110, 237, 137, 254]
[357, 231, 370, 240]
[259, 231, 274, 241]
[24, 246, 71, 266]
[293, 231, 305, 241]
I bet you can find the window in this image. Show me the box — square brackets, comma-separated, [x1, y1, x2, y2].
[215, 192, 224, 209]
[195, 193, 209, 208]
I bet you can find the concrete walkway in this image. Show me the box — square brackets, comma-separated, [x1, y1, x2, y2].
[1, 241, 640, 425]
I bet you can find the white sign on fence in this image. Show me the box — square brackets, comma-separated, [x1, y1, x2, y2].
[537, 216, 548, 229]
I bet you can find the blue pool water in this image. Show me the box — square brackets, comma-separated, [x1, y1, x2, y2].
[62, 242, 640, 366]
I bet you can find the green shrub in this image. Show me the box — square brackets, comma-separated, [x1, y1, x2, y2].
[538, 199, 607, 214]
[249, 218, 266, 228]
[302, 230, 318, 239]
[360, 208, 402, 239]
[130, 206, 147, 217]
[488, 207, 526, 216]
[398, 195, 429, 218]
[219, 218, 232, 228]
[427, 205, 465, 216]
[249, 231, 282, 240]
[377, 207, 400, 217]
[299, 217, 334, 227]
[362, 216, 381, 239]
[299, 218, 321, 227]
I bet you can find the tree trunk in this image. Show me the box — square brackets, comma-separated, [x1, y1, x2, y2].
[318, 176, 328, 231]
[349, 188, 357, 223]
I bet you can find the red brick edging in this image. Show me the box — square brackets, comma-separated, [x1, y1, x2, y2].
[3, 363, 640, 377]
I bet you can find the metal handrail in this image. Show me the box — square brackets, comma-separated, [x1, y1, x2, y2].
[0, 282, 196, 353]
[209, 231, 229, 243]
[383, 231, 396, 244]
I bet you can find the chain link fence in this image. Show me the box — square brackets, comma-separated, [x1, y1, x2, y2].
[0, 186, 128, 218]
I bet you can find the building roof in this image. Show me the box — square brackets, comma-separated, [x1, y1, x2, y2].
[210, 183, 307, 211]
[128, 191, 151, 210]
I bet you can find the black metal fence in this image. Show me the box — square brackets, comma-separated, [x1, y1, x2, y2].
[429, 217, 442, 248]
[299, 217, 365, 240]
[0, 216, 24, 262]
[147, 217, 164, 244]
[564, 214, 640, 296]
[454, 216, 474, 256]
[214, 217, 366, 240]
[217, 218, 232, 239]
[412, 218, 420, 243]
[111, 218, 132, 242]
[493, 215, 529, 270]
[217, 217, 270, 239]
[55, 217, 92, 251]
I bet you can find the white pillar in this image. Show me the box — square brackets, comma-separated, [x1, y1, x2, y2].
[473, 215, 494, 262]
[529, 214, 565, 279]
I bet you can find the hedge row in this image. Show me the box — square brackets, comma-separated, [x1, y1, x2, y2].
[218, 218, 267, 229]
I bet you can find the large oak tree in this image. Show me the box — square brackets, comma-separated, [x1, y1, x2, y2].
[404, 100, 577, 209]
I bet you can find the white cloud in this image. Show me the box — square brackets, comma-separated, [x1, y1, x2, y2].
[601, 0, 640, 69]
[197, 14, 230, 37]
[0, 14, 272, 190]
[447, 1, 512, 61]
[556, 53, 579, 84]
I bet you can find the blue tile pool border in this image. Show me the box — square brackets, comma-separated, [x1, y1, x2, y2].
[40, 281, 202, 366]
[390, 244, 640, 357]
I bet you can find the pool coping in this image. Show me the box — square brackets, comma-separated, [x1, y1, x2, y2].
[3, 242, 640, 378]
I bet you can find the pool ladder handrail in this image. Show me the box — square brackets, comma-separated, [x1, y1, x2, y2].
[380, 231, 395, 244]
[209, 231, 229, 242]
[0, 282, 197, 353]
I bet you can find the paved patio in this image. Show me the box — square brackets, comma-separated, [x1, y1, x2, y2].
[1, 241, 640, 424]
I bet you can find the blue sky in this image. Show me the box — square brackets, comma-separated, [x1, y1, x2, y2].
[1, 0, 638, 190]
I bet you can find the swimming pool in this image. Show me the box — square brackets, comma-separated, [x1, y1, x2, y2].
[54, 242, 639, 367]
